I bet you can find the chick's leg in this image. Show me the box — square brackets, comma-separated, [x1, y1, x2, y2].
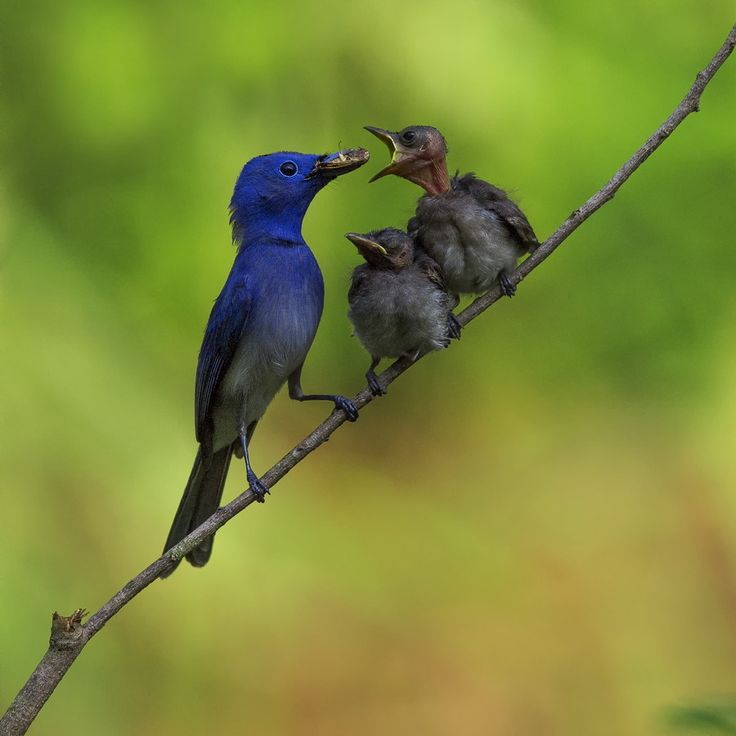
[498, 270, 517, 298]
[366, 356, 385, 397]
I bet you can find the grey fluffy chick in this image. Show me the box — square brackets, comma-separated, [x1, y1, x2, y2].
[365, 124, 539, 297]
[346, 228, 458, 397]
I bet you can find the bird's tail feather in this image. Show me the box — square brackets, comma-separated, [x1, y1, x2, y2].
[161, 444, 233, 577]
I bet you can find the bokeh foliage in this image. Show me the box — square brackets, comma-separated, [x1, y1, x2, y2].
[1, 2, 735, 734]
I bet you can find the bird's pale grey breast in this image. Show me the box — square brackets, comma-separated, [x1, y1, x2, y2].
[212, 244, 323, 450]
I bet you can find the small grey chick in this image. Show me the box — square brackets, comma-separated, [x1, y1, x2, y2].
[346, 228, 458, 397]
[365, 125, 539, 297]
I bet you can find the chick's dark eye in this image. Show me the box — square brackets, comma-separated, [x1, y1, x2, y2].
[401, 130, 417, 144]
[279, 161, 298, 176]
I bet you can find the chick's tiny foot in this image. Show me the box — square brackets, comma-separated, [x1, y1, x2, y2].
[247, 473, 270, 503]
[498, 272, 517, 298]
[367, 371, 385, 397]
[447, 313, 462, 340]
[334, 395, 359, 422]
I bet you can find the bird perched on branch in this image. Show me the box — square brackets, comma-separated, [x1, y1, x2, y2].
[346, 228, 458, 397]
[365, 125, 539, 298]
[162, 147, 369, 575]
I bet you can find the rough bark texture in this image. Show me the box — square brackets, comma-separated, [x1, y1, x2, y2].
[1, 22, 734, 736]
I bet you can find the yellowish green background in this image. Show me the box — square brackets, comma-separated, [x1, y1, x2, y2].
[2, 2, 736, 734]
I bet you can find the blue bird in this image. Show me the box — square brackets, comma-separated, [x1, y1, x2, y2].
[162, 147, 370, 575]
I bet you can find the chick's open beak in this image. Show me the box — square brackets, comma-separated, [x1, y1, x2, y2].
[364, 126, 409, 182]
[309, 148, 370, 178]
[345, 232, 388, 256]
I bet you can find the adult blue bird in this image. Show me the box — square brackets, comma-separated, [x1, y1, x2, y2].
[162, 147, 369, 575]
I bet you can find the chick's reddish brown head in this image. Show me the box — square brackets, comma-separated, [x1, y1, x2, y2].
[364, 125, 450, 195]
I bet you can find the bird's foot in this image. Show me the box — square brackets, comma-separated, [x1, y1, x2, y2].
[333, 395, 359, 422]
[367, 370, 385, 397]
[447, 313, 462, 340]
[498, 272, 517, 298]
[247, 472, 270, 503]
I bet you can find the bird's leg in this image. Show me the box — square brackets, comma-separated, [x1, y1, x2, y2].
[498, 270, 517, 298]
[288, 367, 359, 422]
[239, 421, 269, 502]
[366, 356, 385, 397]
[447, 313, 462, 340]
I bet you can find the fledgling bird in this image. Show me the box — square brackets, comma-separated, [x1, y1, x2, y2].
[365, 125, 539, 297]
[345, 228, 457, 397]
[162, 147, 369, 575]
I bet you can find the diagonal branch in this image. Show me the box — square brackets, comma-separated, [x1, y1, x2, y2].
[2, 22, 734, 736]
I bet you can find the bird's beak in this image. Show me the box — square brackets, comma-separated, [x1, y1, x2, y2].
[308, 148, 370, 179]
[364, 126, 409, 182]
[345, 232, 388, 257]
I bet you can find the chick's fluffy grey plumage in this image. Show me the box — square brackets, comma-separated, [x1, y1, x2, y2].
[409, 173, 539, 295]
[346, 228, 455, 394]
[349, 260, 451, 357]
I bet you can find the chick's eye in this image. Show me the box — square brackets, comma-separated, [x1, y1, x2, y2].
[279, 161, 298, 176]
[401, 130, 417, 144]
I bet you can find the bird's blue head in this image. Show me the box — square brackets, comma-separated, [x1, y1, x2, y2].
[229, 148, 369, 246]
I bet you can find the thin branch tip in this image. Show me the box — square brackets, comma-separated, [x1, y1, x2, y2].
[49, 609, 88, 650]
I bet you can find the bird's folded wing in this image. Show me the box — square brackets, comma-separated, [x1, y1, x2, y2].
[195, 275, 252, 443]
[415, 253, 448, 291]
[454, 173, 539, 251]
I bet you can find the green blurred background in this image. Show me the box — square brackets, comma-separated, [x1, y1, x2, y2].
[1, 2, 735, 734]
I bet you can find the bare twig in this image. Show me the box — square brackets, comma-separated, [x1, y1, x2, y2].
[1, 22, 734, 736]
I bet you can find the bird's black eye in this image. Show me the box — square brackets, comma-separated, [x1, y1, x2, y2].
[401, 130, 417, 145]
[279, 161, 298, 177]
